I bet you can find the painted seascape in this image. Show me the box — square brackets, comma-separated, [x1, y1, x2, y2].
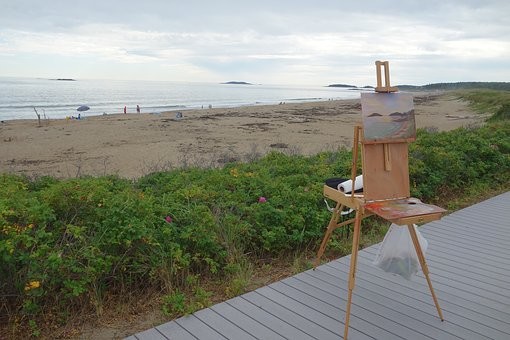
[361, 92, 416, 143]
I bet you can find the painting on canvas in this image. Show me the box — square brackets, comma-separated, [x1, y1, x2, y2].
[361, 92, 416, 144]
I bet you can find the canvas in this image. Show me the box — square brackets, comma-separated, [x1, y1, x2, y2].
[361, 92, 416, 144]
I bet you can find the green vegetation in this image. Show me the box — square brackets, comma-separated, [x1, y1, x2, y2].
[409, 122, 509, 204]
[455, 89, 510, 122]
[1, 91, 509, 337]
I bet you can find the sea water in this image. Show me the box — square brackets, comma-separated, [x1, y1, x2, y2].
[0, 77, 362, 121]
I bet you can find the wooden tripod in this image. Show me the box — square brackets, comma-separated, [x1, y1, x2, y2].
[315, 62, 446, 339]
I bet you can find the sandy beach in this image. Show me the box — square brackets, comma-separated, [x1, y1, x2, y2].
[0, 92, 483, 179]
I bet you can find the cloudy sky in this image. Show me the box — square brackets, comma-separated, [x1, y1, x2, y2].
[1, 0, 509, 86]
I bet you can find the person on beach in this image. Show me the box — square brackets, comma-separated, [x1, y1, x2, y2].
[124, 106, 127, 114]
[136, 105, 140, 113]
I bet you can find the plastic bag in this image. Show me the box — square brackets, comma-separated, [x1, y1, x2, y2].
[373, 223, 428, 280]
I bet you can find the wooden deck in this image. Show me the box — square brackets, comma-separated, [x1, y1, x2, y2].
[128, 192, 510, 339]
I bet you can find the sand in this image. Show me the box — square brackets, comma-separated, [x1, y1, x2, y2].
[0, 92, 483, 179]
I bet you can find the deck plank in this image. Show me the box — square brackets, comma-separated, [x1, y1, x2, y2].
[362, 247, 510, 299]
[175, 315, 226, 340]
[271, 278, 449, 340]
[134, 328, 167, 340]
[226, 296, 316, 339]
[192, 308, 257, 339]
[422, 227, 510, 258]
[259, 284, 378, 339]
[334, 255, 510, 325]
[210, 302, 286, 340]
[317, 263, 510, 339]
[130, 192, 510, 340]
[286, 275, 479, 340]
[156, 321, 196, 340]
[242, 290, 341, 340]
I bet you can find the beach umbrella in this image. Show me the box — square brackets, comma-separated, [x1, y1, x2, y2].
[77, 105, 90, 112]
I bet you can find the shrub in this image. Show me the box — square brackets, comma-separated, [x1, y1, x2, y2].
[410, 123, 510, 201]
[1, 120, 509, 328]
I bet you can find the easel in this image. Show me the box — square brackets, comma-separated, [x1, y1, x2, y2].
[315, 61, 446, 339]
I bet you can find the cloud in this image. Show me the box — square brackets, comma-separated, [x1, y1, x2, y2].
[0, 1, 509, 83]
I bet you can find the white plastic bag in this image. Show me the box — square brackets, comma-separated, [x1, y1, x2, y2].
[373, 223, 428, 280]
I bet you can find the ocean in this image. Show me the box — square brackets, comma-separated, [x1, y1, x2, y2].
[0, 77, 362, 121]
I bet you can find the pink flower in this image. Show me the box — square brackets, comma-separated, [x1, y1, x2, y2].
[258, 196, 267, 203]
[165, 216, 172, 223]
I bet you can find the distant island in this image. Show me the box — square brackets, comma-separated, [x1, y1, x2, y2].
[221, 81, 253, 85]
[327, 84, 375, 90]
[327, 83, 356, 88]
[51, 78, 76, 81]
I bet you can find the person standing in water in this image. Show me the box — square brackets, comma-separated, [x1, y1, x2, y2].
[136, 105, 140, 113]
[124, 106, 127, 114]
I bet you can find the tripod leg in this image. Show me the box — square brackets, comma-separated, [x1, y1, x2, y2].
[344, 209, 362, 339]
[407, 224, 444, 321]
[314, 202, 343, 268]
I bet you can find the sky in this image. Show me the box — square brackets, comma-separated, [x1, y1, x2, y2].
[0, 0, 509, 86]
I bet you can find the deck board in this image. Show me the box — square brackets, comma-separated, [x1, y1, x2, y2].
[226, 296, 316, 340]
[313, 264, 508, 339]
[130, 192, 510, 339]
[361, 247, 510, 302]
[175, 315, 226, 340]
[155, 321, 196, 340]
[242, 290, 341, 340]
[279, 275, 449, 340]
[210, 302, 286, 340]
[286, 274, 478, 340]
[345, 255, 510, 325]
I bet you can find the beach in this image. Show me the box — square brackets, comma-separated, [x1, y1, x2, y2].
[0, 93, 483, 179]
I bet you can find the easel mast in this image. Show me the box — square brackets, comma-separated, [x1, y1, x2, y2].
[375, 61, 399, 173]
[375, 60, 399, 93]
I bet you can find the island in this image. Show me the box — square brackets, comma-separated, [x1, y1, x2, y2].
[327, 84, 375, 91]
[327, 83, 356, 88]
[221, 81, 253, 85]
[51, 78, 76, 81]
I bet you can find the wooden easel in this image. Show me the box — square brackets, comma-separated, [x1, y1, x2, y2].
[315, 61, 445, 339]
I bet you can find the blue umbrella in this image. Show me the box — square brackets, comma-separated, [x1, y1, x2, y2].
[77, 105, 90, 112]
